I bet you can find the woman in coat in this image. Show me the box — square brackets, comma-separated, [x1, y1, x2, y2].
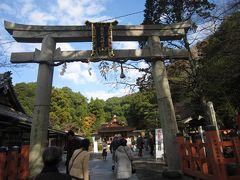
[115, 138, 134, 180]
[69, 138, 90, 180]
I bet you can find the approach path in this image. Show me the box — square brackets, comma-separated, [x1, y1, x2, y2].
[59, 149, 193, 180]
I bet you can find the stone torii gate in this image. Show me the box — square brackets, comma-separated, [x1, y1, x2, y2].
[5, 20, 191, 177]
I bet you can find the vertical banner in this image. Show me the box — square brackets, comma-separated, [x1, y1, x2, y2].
[92, 136, 98, 153]
[155, 128, 164, 159]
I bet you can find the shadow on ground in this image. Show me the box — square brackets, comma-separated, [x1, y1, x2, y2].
[134, 162, 194, 180]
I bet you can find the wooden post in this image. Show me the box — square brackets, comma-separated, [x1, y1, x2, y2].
[195, 136, 208, 174]
[7, 146, 19, 180]
[232, 137, 240, 164]
[149, 36, 180, 171]
[205, 125, 228, 179]
[20, 144, 29, 180]
[190, 140, 197, 171]
[29, 35, 55, 178]
[0, 147, 7, 179]
[176, 134, 187, 172]
[237, 112, 240, 131]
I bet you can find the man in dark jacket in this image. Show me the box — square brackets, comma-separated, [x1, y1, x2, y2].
[136, 134, 144, 157]
[149, 133, 155, 156]
[65, 130, 76, 174]
[35, 146, 72, 180]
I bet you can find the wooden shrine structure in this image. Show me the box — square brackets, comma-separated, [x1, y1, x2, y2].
[4, 20, 191, 177]
[0, 71, 66, 147]
[97, 115, 135, 140]
[177, 125, 240, 180]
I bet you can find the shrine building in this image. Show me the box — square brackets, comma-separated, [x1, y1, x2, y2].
[97, 115, 135, 142]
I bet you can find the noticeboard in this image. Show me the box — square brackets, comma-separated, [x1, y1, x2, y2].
[155, 128, 164, 159]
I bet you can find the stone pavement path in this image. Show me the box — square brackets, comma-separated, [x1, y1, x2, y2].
[60, 150, 193, 180]
[59, 152, 139, 179]
[89, 153, 139, 180]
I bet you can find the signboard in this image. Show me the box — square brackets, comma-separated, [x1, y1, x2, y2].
[92, 136, 98, 153]
[86, 20, 118, 57]
[155, 128, 164, 159]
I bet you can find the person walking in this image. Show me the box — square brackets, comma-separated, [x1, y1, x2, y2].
[69, 138, 90, 180]
[110, 135, 120, 171]
[136, 134, 144, 157]
[149, 133, 155, 156]
[35, 146, 72, 180]
[65, 130, 76, 174]
[144, 136, 149, 151]
[102, 140, 108, 160]
[115, 138, 134, 180]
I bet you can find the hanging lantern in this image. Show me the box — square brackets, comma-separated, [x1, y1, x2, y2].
[120, 63, 126, 79]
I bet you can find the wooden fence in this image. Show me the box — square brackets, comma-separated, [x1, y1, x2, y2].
[177, 125, 240, 180]
[0, 144, 29, 180]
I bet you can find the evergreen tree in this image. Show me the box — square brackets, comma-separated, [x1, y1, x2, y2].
[88, 98, 106, 129]
[14, 82, 36, 116]
[197, 12, 240, 128]
[141, 0, 216, 120]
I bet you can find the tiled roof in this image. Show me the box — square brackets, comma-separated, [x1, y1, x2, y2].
[98, 126, 135, 133]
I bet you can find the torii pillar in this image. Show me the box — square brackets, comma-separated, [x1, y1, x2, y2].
[149, 36, 180, 172]
[29, 36, 56, 177]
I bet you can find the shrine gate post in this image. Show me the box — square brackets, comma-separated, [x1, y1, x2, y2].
[29, 36, 56, 176]
[149, 35, 180, 170]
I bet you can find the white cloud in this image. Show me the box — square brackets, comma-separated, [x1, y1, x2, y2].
[2, 0, 109, 26]
[125, 68, 143, 80]
[28, 10, 56, 25]
[0, 3, 14, 14]
[2, 42, 41, 56]
[56, 43, 74, 51]
[20, 0, 34, 16]
[85, 3, 106, 16]
[48, 0, 108, 25]
[122, 61, 149, 81]
[84, 89, 126, 100]
[189, 21, 220, 45]
[113, 41, 139, 49]
[139, 61, 149, 68]
[59, 62, 98, 85]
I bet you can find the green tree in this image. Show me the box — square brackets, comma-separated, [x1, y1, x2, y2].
[88, 98, 106, 129]
[122, 90, 159, 129]
[141, 0, 216, 119]
[50, 88, 73, 130]
[197, 12, 240, 128]
[14, 82, 36, 116]
[61, 87, 89, 122]
[82, 113, 96, 137]
[105, 97, 126, 123]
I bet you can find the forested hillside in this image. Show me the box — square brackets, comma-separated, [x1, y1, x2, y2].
[14, 83, 159, 134]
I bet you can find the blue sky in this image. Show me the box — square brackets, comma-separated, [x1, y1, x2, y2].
[0, 0, 228, 100]
[0, 0, 148, 100]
